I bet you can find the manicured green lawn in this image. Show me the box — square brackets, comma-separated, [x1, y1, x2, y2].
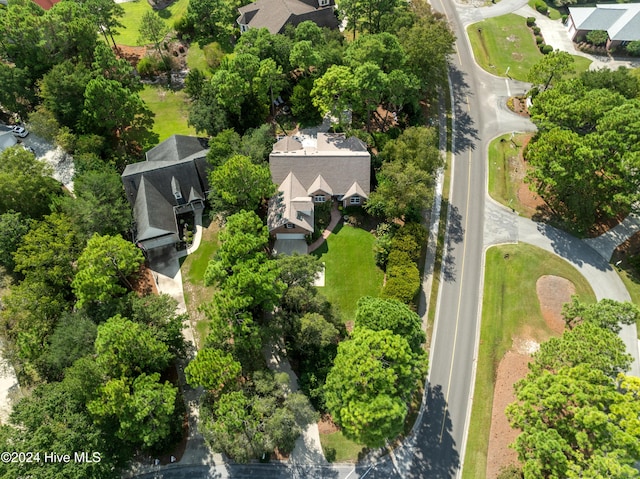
[319, 430, 366, 463]
[112, 0, 190, 47]
[140, 84, 197, 143]
[468, 14, 543, 81]
[488, 132, 535, 216]
[467, 14, 591, 81]
[313, 223, 384, 322]
[527, 0, 563, 20]
[462, 244, 595, 479]
[185, 41, 211, 75]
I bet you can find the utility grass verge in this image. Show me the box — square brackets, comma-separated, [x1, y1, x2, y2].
[487, 132, 534, 216]
[461, 243, 595, 479]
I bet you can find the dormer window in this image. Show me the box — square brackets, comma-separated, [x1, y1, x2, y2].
[285, 223, 295, 229]
[350, 196, 360, 205]
[314, 195, 326, 203]
[318, 0, 329, 6]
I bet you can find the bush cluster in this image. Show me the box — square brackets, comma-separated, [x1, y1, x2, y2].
[381, 223, 426, 304]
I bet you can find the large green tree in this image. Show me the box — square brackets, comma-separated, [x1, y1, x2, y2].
[0, 211, 32, 273]
[324, 328, 426, 447]
[94, 314, 172, 377]
[527, 51, 574, 92]
[185, 348, 241, 396]
[88, 372, 178, 449]
[507, 365, 640, 479]
[561, 298, 640, 334]
[355, 296, 425, 353]
[0, 147, 61, 219]
[208, 154, 276, 215]
[55, 168, 131, 240]
[72, 234, 144, 307]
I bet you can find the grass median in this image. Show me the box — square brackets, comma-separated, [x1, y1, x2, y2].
[462, 243, 595, 479]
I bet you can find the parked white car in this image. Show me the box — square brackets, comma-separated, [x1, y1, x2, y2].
[11, 126, 28, 138]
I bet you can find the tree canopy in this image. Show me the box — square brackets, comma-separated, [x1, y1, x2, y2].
[72, 234, 144, 307]
[324, 328, 426, 447]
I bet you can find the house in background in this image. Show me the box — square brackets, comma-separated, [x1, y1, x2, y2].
[567, 3, 640, 50]
[237, 0, 338, 34]
[268, 133, 370, 249]
[121, 135, 210, 252]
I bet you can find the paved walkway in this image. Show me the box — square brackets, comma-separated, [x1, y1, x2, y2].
[308, 203, 343, 253]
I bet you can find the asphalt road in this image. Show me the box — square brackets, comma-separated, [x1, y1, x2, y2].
[129, 1, 536, 477]
[388, 1, 534, 477]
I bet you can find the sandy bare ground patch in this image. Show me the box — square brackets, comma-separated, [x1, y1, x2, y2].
[486, 275, 574, 478]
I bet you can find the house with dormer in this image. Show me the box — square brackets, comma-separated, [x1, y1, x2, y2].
[268, 133, 370, 241]
[121, 135, 210, 252]
[237, 0, 338, 34]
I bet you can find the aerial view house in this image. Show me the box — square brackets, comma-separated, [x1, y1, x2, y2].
[237, 0, 338, 34]
[567, 3, 640, 50]
[268, 132, 370, 244]
[121, 135, 210, 252]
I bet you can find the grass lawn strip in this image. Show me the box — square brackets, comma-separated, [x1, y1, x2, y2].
[180, 217, 220, 348]
[140, 85, 197, 143]
[319, 430, 365, 463]
[461, 243, 595, 479]
[312, 223, 384, 322]
[487, 132, 534, 216]
[113, 0, 190, 47]
[467, 14, 590, 82]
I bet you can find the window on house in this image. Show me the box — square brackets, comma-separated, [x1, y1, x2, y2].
[284, 223, 295, 229]
[240, 24, 249, 32]
[318, 0, 329, 6]
[314, 195, 326, 203]
[350, 196, 360, 205]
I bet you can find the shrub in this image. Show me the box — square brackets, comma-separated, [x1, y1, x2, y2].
[626, 40, 640, 56]
[532, 26, 541, 35]
[55, 126, 76, 153]
[541, 44, 553, 54]
[203, 42, 225, 70]
[173, 15, 193, 39]
[561, 14, 568, 24]
[497, 465, 524, 479]
[383, 259, 420, 304]
[526, 17, 536, 26]
[137, 56, 160, 78]
[535, 2, 548, 14]
[535, 35, 544, 44]
[586, 29, 608, 46]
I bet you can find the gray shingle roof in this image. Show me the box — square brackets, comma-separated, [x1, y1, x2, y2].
[134, 177, 179, 242]
[267, 172, 314, 232]
[237, 0, 338, 34]
[269, 133, 370, 198]
[121, 135, 210, 247]
[570, 4, 640, 41]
